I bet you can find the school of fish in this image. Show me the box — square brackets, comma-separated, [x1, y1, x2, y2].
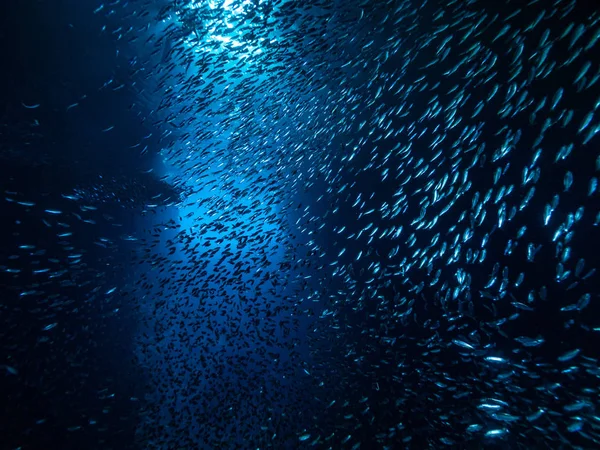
[2, 0, 600, 448]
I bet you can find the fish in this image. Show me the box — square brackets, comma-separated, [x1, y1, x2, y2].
[2, 0, 600, 448]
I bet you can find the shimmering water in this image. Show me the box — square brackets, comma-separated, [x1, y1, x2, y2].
[1, 0, 600, 449]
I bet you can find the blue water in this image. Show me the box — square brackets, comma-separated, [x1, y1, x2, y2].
[1, 0, 600, 449]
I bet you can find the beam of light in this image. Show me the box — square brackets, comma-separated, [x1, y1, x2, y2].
[176, 0, 271, 57]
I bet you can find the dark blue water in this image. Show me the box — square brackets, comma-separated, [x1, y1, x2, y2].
[1, 0, 600, 449]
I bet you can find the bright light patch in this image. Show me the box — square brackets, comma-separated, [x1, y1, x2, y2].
[213, 0, 253, 14]
[173, 0, 274, 58]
